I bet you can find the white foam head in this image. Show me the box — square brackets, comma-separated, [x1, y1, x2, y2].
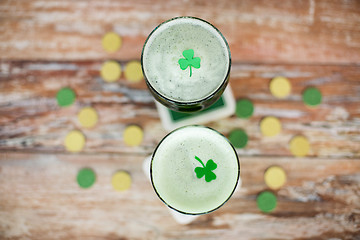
[142, 17, 230, 103]
[151, 125, 239, 215]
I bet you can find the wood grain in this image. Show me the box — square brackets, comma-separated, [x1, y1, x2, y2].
[0, 153, 359, 240]
[1, 0, 360, 239]
[1, 0, 360, 63]
[0, 61, 359, 158]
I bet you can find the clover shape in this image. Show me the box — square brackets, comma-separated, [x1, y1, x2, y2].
[194, 156, 217, 182]
[178, 49, 201, 77]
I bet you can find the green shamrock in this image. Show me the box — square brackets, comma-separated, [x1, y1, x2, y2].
[178, 49, 201, 77]
[194, 156, 217, 182]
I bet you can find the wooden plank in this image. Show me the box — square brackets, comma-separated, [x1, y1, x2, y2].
[0, 153, 359, 239]
[1, 1, 359, 239]
[0, 61, 359, 158]
[0, 0, 360, 63]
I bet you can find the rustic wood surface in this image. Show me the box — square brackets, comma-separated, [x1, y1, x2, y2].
[1, 0, 360, 239]
[1, 0, 360, 63]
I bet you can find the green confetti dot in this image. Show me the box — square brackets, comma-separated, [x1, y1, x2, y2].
[77, 168, 96, 189]
[302, 87, 322, 107]
[236, 99, 254, 118]
[229, 129, 248, 148]
[257, 191, 277, 213]
[56, 87, 76, 107]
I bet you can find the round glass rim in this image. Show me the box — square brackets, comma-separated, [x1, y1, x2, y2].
[141, 16, 232, 105]
[150, 125, 240, 215]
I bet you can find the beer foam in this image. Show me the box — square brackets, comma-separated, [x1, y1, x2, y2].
[142, 17, 230, 102]
[151, 126, 239, 214]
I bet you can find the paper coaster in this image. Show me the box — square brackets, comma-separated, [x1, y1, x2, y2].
[112, 171, 132, 192]
[260, 117, 281, 137]
[257, 191, 277, 213]
[235, 99, 254, 118]
[264, 166, 286, 190]
[229, 129, 248, 149]
[290, 135, 310, 157]
[155, 86, 235, 131]
[56, 87, 76, 107]
[270, 76, 291, 99]
[123, 125, 143, 147]
[102, 32, 122, 53]
[124, 61, 143, 83]
[77, 168, 96, 189]
[64, 130, 85, 152]
[78, 107, 98, 128]
[303, 87, 322, 107]
[101, 61, 122, 83]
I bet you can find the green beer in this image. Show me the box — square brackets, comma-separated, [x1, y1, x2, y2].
[151, 125, 240, 215]
[142, 17, 231, 112]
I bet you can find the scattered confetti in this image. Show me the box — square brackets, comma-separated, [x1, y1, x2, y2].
[64, 130, 85, 152]
[257, 191, 277, 213]
[290, 135, 310, 157]
[260, 116, 281, 137]
[124, 60, 143, 83]
[78, 107, 98, 128]
[123, 125, 143, 147]
[77, 168, 96, 189]
[56, 87, 76, 107]
[270, 76, 291, 98]
[264, 166, 287, 190]
[235, 99, 254, 118]
[303, 87, 322, 107]
[112, 171, 132, 191]
[102, 32, 122, 53]
[229, 129, 248, 149]
[101, 61, 122, 82]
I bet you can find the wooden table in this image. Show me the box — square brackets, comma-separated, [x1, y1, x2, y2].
[1, 1, 359, 239]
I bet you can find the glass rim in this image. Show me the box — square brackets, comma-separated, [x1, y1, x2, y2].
[141, 16, 232, 105]
[150, 125, 240, 215]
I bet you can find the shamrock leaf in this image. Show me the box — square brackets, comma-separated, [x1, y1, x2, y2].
[205, 170, 217, 183]
[206, 159, 217, 171]
[178, 58, 189, 70]
[194, 156, 217, 182]
[178, 49, 201, 77]
[194, 167, 205, 178]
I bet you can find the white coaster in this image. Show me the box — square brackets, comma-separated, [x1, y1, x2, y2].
[142, 155, 242, 224]
[155, 86, 236, 131]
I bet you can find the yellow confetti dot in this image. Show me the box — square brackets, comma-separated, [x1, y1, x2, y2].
[64, 130, 85, 153]
[112, 171, 132, 191]
[264, 166, 287, 190]
[123, 125, 143, 147]
[270, 76, 291, 98]
[101, 61, 121, 82]
[78, 107, 98, 128]
[102, 32, 122, 53]
[124, 61, 143, 83]
[260, 117, 282, 137]
[290, 135, 310, 157]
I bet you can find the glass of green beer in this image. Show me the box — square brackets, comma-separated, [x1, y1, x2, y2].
[150, 125, 240, 215]
[141, 16, 231, 112]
